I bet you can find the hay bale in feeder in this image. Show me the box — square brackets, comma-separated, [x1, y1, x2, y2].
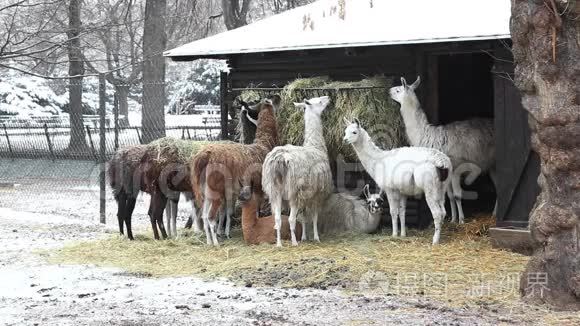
[241, 76, 407, 161]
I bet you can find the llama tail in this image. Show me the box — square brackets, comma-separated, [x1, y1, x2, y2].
[436, 167, 449, 182]
[191, 149, 211, 205]
[270, 153, 288, 186]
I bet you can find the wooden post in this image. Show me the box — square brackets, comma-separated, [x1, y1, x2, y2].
[3, 123, 13, 158]
[219, 71, 229, 140]
[43, 123, 55, 161]
[99, 73, 106, 224]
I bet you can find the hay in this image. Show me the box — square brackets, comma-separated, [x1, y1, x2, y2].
[241, 76, 407, 161]
[50, 228, 529, 308]
[147, 137, 212, 164]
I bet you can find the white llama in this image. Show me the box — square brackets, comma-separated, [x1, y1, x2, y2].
[343, 118, 452, 244]
[262, 96, 333, 247]
[389, 76, 496, 223]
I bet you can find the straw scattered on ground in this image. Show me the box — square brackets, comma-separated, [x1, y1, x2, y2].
[50, 219, 529, 308]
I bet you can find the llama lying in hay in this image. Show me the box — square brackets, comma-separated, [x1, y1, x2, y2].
[108, 144, 148, 240]
[191, 96, 280, 246]
[344, 118, 452, 245]
[263, 96, 333, 247]
[316, 189, 382, 235]
[237, 182, 301, 245]
[389, 76, 496, 223]
[238, 180, 379, 244]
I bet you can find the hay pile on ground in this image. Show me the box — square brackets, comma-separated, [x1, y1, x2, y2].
[50, 227, 528, 308]
[240, 76, 407, 161]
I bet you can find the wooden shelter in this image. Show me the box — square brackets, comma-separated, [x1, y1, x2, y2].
[165, 0, 539, 236]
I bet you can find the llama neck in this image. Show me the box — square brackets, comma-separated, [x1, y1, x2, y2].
[351, 129, 384, 175]
[254, 107, 278, 149]
[400, 95, 432, 146]
[241, 198, 259, 240]
[303, 110, 327, 151]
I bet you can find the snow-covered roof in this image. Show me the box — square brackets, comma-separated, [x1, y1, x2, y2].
[165, 0, 511, 59]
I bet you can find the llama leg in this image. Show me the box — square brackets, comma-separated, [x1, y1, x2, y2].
[385, 191, 400, 237]
[225, 200, 233, 239]
[288, 204, 299, 246]
[217, 208, 225, 236]
[425, 194, 445, 245]
[171, 198, 179, 238]
[272, 197, 283, 247]
[451, 173, 465, 224]
[116, 191, 127, 236]
[165, 202, 172, 237]
[125, 197, 137, 241]
[447, 186, 457, 223]
[312, 210, 320, 243]
[155, 194, 169, 240]
[201, 198, 212, 245]
[209, 217, 219, 246]
[399, 196, 407, 237]
[190, 199, 201, 233]
[301, 220, 307, 241]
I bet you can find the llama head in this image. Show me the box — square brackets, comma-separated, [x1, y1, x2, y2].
[342, 117, 362, 144]
[363, 184, 383, 214]
[293, 95, 330, 116]
[241, 105, 259, 127]
[389, 76, 421, 104]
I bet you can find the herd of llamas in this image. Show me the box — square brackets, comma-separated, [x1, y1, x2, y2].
[108, 76, 495, 246]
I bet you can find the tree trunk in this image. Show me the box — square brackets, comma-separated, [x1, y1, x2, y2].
[511, 0, 580, 310]
[142, 0, 167, 144]
[222, 0, 251, 30]
[67, 0, 87, 152]
[115, 85, 130, 127]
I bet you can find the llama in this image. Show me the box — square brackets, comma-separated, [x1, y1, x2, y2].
[108, 144, 148, 240]
[191, 96, 279, 246]
[237, 181, 302, 245]
[364, 184, 384, 216]
[262, 96, 333, 247]
[315, 190, 382, 235]
[239, 181, 379, 244]
[236, 100, 260, 144]
[343, 118, 452, 245]
[389, 76, 496, 223]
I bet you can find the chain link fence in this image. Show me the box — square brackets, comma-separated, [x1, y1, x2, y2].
[0, 77, 226, 228]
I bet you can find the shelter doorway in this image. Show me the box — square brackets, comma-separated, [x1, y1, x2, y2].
[428, 51, 496, 216]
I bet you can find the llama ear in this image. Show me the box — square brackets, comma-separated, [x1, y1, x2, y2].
[410, 76, 421, 90]
[401, 77, 407, 88]
[343, 117, 350, 126]
[293, 102, 306, 109]
[363, 184, 370, 199]
[354, 118, 361, 127]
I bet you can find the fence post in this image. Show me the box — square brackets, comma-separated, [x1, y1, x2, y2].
[86, 126, 97, 160]
[135, 127, 142, 144]
[99, 73, 107, 224]
[219, 71, 229, 140]
[113, 92, 119, 151]
[43, 123, 55, 161]
[3, 123, 13, 158]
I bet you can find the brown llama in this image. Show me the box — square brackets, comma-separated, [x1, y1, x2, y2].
[108, 144, 148, 240]
[141, 138, 225, 240]
[191, 96, 280, 246]
[238, 182, 301, 245]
